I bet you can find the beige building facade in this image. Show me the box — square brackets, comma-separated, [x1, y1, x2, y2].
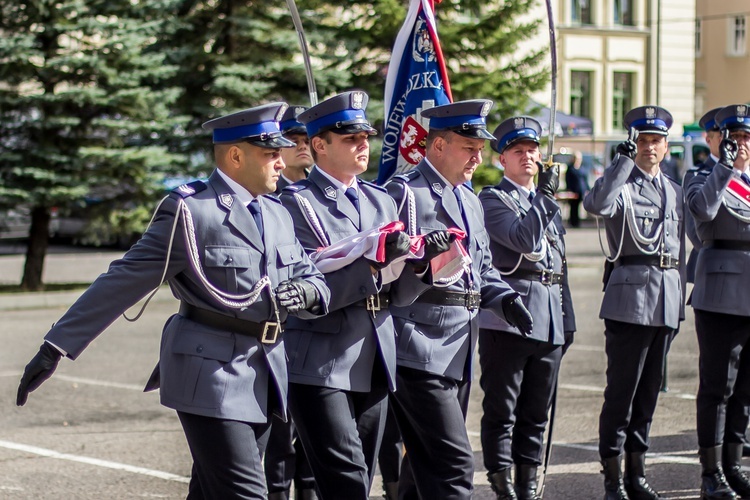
[695, 0, 750, 117]
[525, 0, 696, 156]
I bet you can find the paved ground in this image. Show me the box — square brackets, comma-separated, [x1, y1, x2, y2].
[0, 224, 723, 499]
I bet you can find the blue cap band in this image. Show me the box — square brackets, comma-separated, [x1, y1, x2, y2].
[429, 115, 487, 131]
[305, 109, 368, 137]
[720, 116, 749, 128]
[703, 119, 717, 131]
[629, 118, 669, 131]
[280, 119, 304, 131]
[499, 129, 540, 151]
[213, 121, 281, 143]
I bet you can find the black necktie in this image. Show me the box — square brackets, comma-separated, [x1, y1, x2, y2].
[528, 190, 535, 202]
[345, 187, 360, 212]
[741, 172, 750, 186]
[453, 187, 471, 238]
[248, 199, 263, 238]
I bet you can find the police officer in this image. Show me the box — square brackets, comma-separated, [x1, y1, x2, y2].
[686, 104, 750, 499]
[279, 91, 439, 500]
[683, 107, 722, 284]
[16, 103, 331, 499]
[477, 116, 576, 500]
[275, 105, 313, 194]
[266, 102, 318, 500]
[385, 100, 534, 500]
[583, 105, 685, 500]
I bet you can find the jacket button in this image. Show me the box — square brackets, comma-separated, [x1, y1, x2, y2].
[196, 345, 204, 353]
[409, 312, 415, 318]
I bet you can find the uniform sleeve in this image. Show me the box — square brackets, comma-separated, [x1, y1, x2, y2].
[686, 162, 734, 223]
[583, 154, 634, 218]
[474, 201, 516, 319]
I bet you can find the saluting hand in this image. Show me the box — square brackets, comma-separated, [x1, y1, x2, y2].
[616, 127, 638, 160]
[276, 278, 321, 314]
[501, 293, 534, 337]
[17, 342, 62, 406]
[537, 162, 560, 199]
[370, 231, 411, 270]
[720, 129, 739, 166]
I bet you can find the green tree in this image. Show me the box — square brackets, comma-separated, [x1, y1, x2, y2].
[0, 0, 187, 290]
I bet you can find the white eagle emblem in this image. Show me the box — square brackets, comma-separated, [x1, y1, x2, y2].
[645, 107, 656, 119]
[737, 105, 748, 117]
[514, 117, 525, 129]
[480, 101, 492, 117]
[294, 107, 305, 117]
[351, 92, 365, 110]
[412, 18, 436, 63]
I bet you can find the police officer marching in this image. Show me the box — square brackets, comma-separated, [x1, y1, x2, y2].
[686, 103, 750, 499]
[477, 116, 576, 500]
[385, 100, 533, 500]
[584, 105, 686, 500]
[16, 103, 331, 499]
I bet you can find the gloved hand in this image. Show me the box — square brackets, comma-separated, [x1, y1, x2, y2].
[370, 231, 411, 270]
[720, 129, 739, 166]
[17, 342, 62, 406]
[409, 230, 457, 264]
[536, 162, 560, 198]
[616, 127, 638, 160]
[276, 278, 321, 314]
[501, 293, 533, 337]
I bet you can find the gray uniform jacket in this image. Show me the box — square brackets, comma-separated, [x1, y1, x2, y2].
[280, 167, 407, 393]
[686, 161, 750, 316]
[583, 154, 686, 329]
[477, 179, 576, 344]
[45, 170, 329, 424]
[386, 161, 516, 382]
[683, 157, 716, 283]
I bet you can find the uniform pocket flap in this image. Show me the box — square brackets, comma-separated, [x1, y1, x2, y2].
[172, 329, 235, 362]
[394, 305, 444, 326]
[609, 268, 648, 285]
[277, 244, 302, 266]
[705, 258, 743, 274]
[205, 246, 253, 268]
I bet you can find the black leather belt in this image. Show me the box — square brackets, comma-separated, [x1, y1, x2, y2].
[507, 269, 563, 285]
[703, 240, 750, 251]
[179, 303, 282, 344]
[617, 254, 679, 269]
[352, 292, 391, 312]
[417, 289, 481, 311]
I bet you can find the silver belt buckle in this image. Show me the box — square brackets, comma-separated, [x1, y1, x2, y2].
[465, 292, 479, 311]
[659, 253, 672, 269]
[366, 294, 381, 312]
[261, 322, 281, 344]
[540, 269, 554, 285]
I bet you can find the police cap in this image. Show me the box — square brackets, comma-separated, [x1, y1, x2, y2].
[490, 116, 542, 154]
[280, 105, 309, 136]
[202, 103, 296, 148]
[421, 100, 496, 141]
[699, 107, 722, 132]
[298, 91, 377, 137]
[623, 105, 673, 136]
[715, 104, 750, 133]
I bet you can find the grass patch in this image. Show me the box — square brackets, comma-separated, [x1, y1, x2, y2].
[0, 283, 91, 294]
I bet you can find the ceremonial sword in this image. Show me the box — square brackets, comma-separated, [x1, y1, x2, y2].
[285, 0, 318, 106]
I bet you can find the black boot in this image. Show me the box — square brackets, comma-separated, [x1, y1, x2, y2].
[724, 443, 750, 498]
[601, 455, 629, 500]
[700, 445, 737, 499]
[488, 467, 518, 500]
[268, 492, 290, 500]
[383, 481, 399, 500]
[623, 452, 661, 499]
[515, 464, 541, 500]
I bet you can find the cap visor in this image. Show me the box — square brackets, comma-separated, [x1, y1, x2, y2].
[330, 123, 378, 136]
[246, 136, 297, 148]
[454, 128, 497, 141]
[282, 126, 308, 136]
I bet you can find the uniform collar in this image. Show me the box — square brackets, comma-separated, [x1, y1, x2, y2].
[216, 168, 257, 206]
[314, 165, 359, 194]
[503, 176, 535, 199]
[635, 165, 662, 187]
[423, 157, 455, 189]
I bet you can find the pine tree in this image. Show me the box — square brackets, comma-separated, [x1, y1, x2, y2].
[0, 0, 186, 290]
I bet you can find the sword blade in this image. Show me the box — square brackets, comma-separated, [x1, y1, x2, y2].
[285, 0, 318, 106]
[545, 0, 558, 163]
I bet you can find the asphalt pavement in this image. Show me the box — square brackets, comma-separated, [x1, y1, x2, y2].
[0, 224, 722, 499]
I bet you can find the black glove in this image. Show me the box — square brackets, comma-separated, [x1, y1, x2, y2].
[17, 342, 62, 406]
[616, 127, 638, 160]
[276, 278, 321, 314]
[537, 162, 560, 198]
[409, 230, 457, 264]
[370, 231, 411, 270]
[501, 293, 533, 337]
[720, 129, 739, 165]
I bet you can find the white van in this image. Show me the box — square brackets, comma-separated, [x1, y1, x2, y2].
[603, 136, 710, 184]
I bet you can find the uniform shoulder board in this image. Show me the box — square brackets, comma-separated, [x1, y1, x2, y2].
[359, 179, 387, 193]
[663, 173, 677, 184]
[172, 180, 207, 198]
[395, 169, 421, 183]
[281, 180, 311, 193]
[260, 194, 282, 204]
[686, 166, 700, 173]
[697, 169, 711, 177]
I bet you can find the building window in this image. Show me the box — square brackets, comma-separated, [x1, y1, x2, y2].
[729, 16, 746, 55]
[570, 71, 592, 119]
[695, 19, 702, 56]
[612, 72, 633, 130]
[613, 0, 633, 26]
[572, 0, 592, 25]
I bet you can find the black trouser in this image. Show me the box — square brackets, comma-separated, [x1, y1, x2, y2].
[478, 329, 563, 472]
[378, 405, 403, 484]
[390, 366, 473, 500]
[695, 309, 750, 447]
[178, 411, 272, 500]
[264, 414, 316, 493]
[598, 319, 674, 458]
[288, 361, 389, 500]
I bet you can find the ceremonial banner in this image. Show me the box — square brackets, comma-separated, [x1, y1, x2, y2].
[376, 0, 452, 185]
